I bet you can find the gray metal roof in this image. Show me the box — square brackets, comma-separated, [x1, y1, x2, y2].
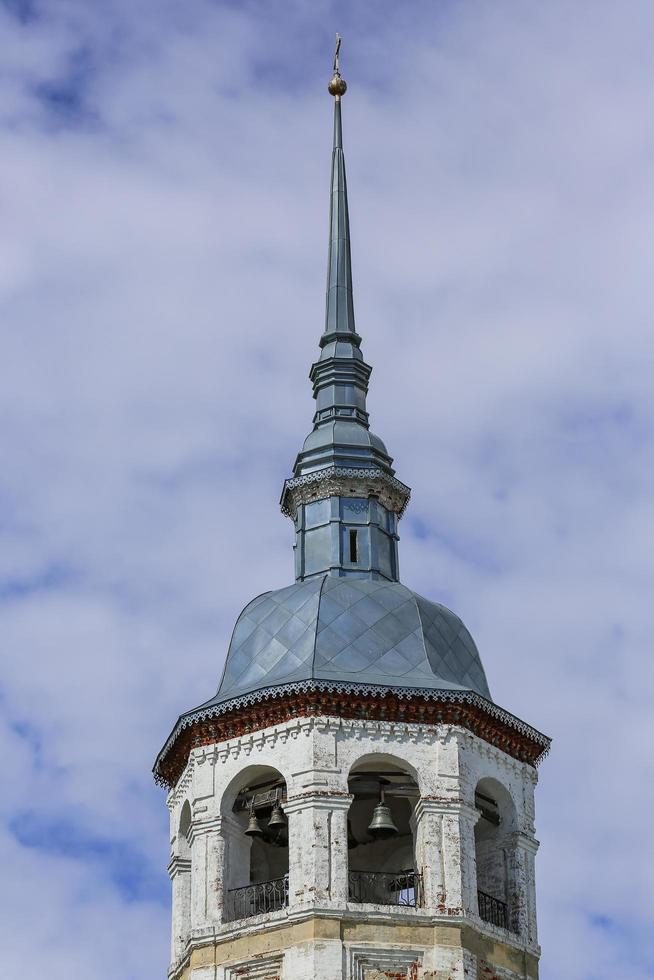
[187, 84, 491, 718]
[290, 89, 394, 482]
[152, 57, 553, 784]
[191, 575, 491, 716]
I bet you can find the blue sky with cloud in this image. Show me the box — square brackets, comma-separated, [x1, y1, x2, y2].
[1, 1, 653, 977]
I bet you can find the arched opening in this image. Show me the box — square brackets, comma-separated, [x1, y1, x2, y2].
[178, 801, 191, 855]
[474, 777, 518, 932]
[221, 765, 289, 921]
[347, 756, 421, 907]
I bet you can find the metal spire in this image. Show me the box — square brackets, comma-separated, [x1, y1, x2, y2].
[325, 35, 355, 339]
[281, 36, 408, 480]
[279, 37, 410, 582]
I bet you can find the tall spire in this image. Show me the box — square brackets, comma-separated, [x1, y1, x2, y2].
[325, 36, 356, 339]
[280, 38, 410, 582]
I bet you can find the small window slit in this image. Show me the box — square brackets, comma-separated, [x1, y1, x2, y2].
[349, 530, 358, 563]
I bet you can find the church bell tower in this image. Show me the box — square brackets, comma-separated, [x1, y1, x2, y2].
[155, 40, 550, 980]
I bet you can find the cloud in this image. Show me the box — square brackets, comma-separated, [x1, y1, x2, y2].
[1, 1, 653, 977]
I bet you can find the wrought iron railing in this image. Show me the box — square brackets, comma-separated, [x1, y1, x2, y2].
[477, 889, 509, 929]
[226, 874, 289, 920]
[348, 869, 422, 907]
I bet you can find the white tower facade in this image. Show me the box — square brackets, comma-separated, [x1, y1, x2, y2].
[156, 44, 549, 980]
[164, 715, 544, 980]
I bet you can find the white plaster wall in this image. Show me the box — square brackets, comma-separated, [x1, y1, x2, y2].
[165, 715, 541, 977]
[458, 733, 540, 945]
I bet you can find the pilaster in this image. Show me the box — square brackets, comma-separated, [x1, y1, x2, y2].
[188, 814, 240, 929]
[168, 855, 192, 960]
[506, 831, 540, 945]
[412, 799, 445, 910]
[284, 791, 353, 908]
[414, 799, 480, 916]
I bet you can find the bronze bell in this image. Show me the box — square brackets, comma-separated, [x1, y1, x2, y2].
[244, 808, 264, 837]
[367, 789, 398, 839]
[268, 803, 287, 830]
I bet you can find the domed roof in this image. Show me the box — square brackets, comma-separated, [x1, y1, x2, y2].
[301, 419, 389, 459]
[193, 575, 491, 716]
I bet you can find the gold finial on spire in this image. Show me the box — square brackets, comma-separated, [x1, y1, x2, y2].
[328, 33, 347, 98]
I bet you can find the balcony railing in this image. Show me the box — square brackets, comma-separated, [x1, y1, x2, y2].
[348, 869, 422, 907]
[226, 874, 289, 921]
[477, 889, 510, 930]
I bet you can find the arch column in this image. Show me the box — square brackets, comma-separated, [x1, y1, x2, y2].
[412, 799, 445, 909]
[505, 831, 539, 944]
[284, 792, 353, 908]
[188, 814, 242, 929]
[414, 799, 480, 915]
[168, 854, 191, 961]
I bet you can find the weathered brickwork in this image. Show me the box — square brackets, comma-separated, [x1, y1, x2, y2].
[166, 715, 540, 980]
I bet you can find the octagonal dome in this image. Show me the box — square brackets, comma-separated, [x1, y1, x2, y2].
[193, 574, 491, 716]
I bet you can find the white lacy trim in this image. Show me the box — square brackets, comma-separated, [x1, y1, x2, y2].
[154, 680, 551, 775]
[280, 466, 411, 518]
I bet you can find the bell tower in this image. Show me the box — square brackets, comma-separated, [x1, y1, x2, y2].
[155, 38, 550, 980]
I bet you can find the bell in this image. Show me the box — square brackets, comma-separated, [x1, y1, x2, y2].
[244, 809, 264, 837]
[367, 790, 398, 840]
[268, 803, 287, 830]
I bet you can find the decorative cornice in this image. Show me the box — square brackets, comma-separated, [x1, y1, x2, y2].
[504, 831, 541, 855]
[167, 856, 191, 879]
[283, 790, 353, 815]
[187, 814, 223, 845]
[167, 755, 194, 811]
[280, 466, 411, 519]
[413, 797, 479, 823]
[154, 681, 550, 789]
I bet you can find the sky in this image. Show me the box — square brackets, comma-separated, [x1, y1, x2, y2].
[1, 1, 653, 977]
